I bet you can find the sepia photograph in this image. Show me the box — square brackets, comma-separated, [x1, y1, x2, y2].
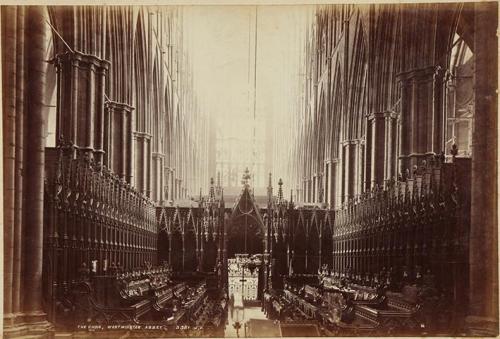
[1, 1, 498, 337]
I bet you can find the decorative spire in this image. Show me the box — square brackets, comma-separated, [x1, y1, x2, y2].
[278, 178, 283, 202]
[216, 171, 221, 195]
[267, 173, 273, 203]
[209, 177, 215, 201]
[219, 188, 225, 207]
[242, 167, 251, 187]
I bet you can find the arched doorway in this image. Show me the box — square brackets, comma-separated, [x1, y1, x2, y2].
[225, 184, 266, 301]
[227, 215, 264, 258]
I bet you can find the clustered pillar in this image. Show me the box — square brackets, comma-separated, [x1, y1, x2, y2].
[326, 159, 338, 208]
[54, 51, 109, 162]
[398, 66, 445, 172]
[341, 139, 364, 202]
[366, 111, 398, 189]
[103, 101, 134, 182]
[466, 1, 498, 335]
[2, 5, 52, 334]
[134, 132, 152, 197]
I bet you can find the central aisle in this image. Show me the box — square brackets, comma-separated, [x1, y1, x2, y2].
[224, 304, 268, 337]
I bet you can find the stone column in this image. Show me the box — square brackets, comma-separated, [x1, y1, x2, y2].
[368, 112, 386, 187]
[163, 167, 170, 202]
[312, 174, 317, 203]
[174, 178, 178, 201]
[55, 51, 109, 158]
[398, 66, 445, 172]
[307, 178, 312, 203]
[318, 172, 324, 204]
[324, 162, 330, 207]
[152, 152, 164, 202]
[134, 132, 151, 196]
[104, 104, 114, 170]
[13, 5, 25, 321]
[302, 178, 307, 203]
[170, 169, 176, 202]
[383, 112, 398, 184]
[367, 112, 398, 188]
[144, 134, 151, 197]
[328, 159, 338, 208]
[364, 117, 372, 191]
[22, 5, 51, 326]
[158, 154, 165, 203]
[134, 132, 144, 193]
[120, 104, 132, 180]
[355, 140, 364, 196]
[105, 101, 133, 180]
[466, 2, 498, 335]
[335, 157, 343, 207]
[126, 107, 133, 183]
[342, 140, 357, 201]
[3, 6, 17, 325]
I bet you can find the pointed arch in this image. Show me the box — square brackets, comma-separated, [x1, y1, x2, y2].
[307, 211, 320, 274]
[293, 210, 307, 274]
[321, 212, 334, 270]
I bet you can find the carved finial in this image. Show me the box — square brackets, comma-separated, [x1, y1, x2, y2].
[438, 151, 446, 164]
[58, 134, 65, 147]
[267, 173, 273, 204]
[242, 167, 251, 187]
[429, 155, 435, 168]
[412, 165, 418, 177]
[450, 144, 458, 158]
[420, 160, 427, 174]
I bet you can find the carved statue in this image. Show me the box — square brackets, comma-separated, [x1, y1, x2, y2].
[109, 262, 117, 276]
[77, 262, 90, 281]
[415, 266, 423, 287]
[401, 265, 411, 289]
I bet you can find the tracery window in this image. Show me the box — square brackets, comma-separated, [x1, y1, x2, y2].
[445, 33, 474, 157]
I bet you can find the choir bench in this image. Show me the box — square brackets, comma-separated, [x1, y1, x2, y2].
[352, 286, 422, 333]
[68, 267, 207, 326]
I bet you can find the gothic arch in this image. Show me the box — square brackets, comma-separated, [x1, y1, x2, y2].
[183, 213, 197, 271]
[293, 211, 307, 274]
[307, 212, 321, 274]
[227, 186, 266, 257]
[158, 226, 170, 266]
[321, 214, 334, 270]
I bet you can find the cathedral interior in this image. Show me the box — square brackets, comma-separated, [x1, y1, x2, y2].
[1, 2, 498, 338]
